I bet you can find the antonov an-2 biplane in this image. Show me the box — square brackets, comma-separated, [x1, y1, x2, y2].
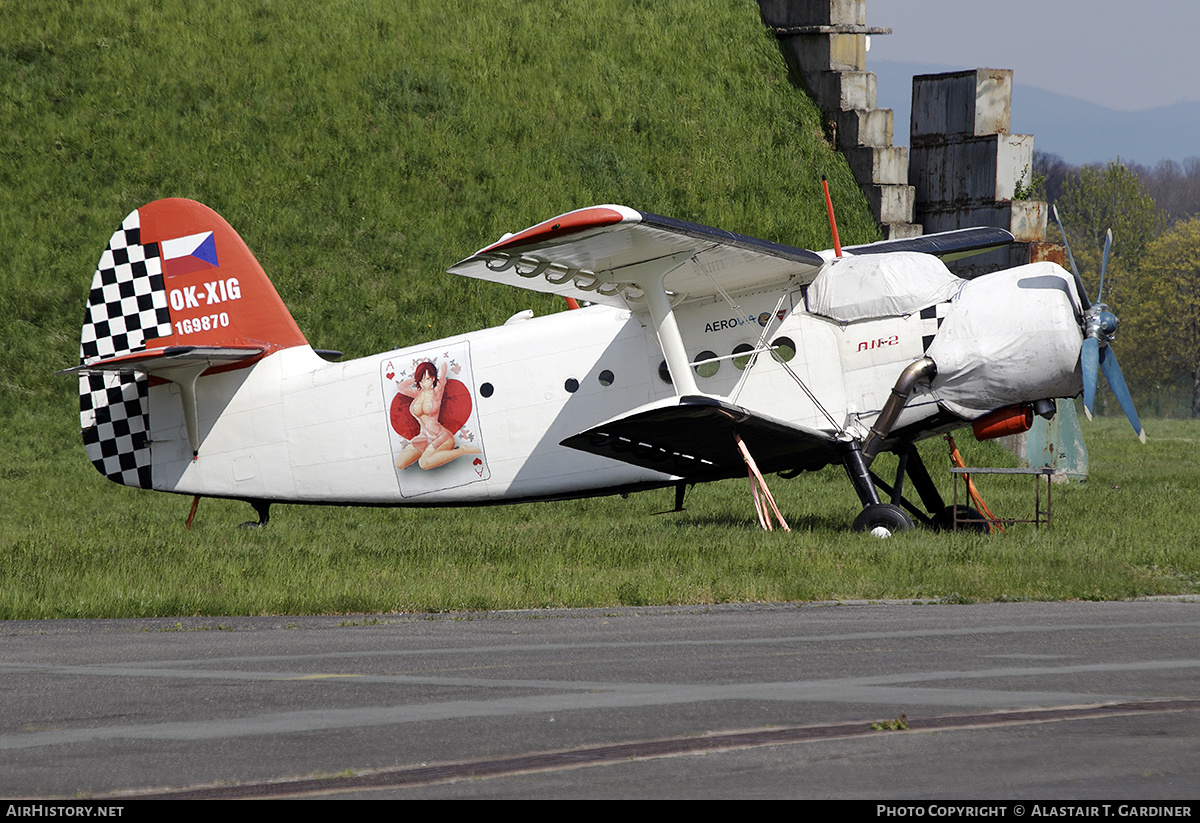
[62, 197, 1143, 535]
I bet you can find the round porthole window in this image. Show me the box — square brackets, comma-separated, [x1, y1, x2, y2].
[732, 343, 754, 370]
[564, 378, 579, 393]
[770, 336, 796, 363]
[658, 360, 672, 384]
[479, 382, 494, 397]
[694, 350, 720, 378]
[599, 369, 614, 387]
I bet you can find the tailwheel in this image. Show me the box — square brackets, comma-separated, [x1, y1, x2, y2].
[852, 503, 914, 538]
[933, 505, 989, 534]
[239, 499, 271, 529]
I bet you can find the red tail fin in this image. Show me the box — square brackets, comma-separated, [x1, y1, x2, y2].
[137, 198, 306, 352]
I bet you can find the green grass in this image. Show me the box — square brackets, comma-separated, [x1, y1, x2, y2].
[3, 414, 1197, 619]
[3, 1, 1197, 619]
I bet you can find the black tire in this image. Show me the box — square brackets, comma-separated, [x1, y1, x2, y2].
[852, 503, 915, 538]
[933, 505, 989, 534]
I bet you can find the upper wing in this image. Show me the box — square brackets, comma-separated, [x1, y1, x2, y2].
[844, 227, 1014, 261]
[447, 205, 826, 307]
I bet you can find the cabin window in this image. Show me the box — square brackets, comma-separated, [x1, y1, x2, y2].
[770, 336, 796, 363]
[732, 343, 754, 370]
[658, 360, 672, 384]
[694, 350, 720, 378]
[479, 382, 494, 398]
[564, 378, 579, 393]
[599, 369, 614, 387]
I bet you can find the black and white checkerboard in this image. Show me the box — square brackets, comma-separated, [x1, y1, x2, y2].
[919, 301, 953, 352]
[77, 208, 172, 488]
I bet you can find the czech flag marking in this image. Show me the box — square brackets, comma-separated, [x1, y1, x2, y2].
[161, 231, 218, 278]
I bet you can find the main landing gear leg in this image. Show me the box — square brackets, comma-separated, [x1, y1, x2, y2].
[897, 442, 946, 516]
[845, 441, 914, 536]
[856, 442, 987, 534]
[842, 441, 880, 507]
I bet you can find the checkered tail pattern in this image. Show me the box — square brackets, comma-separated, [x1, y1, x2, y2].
[78, 208, 173, 488]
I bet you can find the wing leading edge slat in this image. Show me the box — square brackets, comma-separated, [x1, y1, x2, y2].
[447, 205, 826, 308]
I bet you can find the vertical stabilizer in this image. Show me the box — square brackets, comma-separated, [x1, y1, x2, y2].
[76, 199, 307, 486]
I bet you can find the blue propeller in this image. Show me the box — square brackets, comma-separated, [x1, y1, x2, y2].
[1052, 206, 1146, 443]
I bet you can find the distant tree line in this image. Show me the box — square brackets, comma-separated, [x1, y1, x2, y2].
[1036, 152, 1200, 225]
[1033, 152, 1200, 417]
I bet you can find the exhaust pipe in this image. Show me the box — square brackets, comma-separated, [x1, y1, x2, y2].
[861, 356, 937, 466]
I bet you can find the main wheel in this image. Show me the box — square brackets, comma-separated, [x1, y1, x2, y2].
[852, 503, 914, 538]
[933, 505, 989, 534]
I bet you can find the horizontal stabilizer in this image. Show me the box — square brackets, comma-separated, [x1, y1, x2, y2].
[561, 395, 840, 480]
[61, 345, 266, 459]
[448, 205, 826, 308]
[59, 345, 265, 378]
[845, 227, 1014, 261]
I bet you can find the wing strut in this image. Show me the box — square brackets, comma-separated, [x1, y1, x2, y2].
[617, 253, 699, 396]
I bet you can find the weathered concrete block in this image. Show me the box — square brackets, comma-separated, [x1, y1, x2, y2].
[917, 201, 1015, 232]
[917, 200, 1047, 243]
[1008, 199, 1048, 242]
[844, 145, 908, 188]
[758, 0, 865, 27]
[882, 221, 924, 240]
[836, 106, 892, 147]
[777, 32, 867, 74]
[911, 68, 1012, 140]
[909, 135, 1033, 203]
[1027, 242, 1067, 267]
[867, 183, 915, 224]
[803, 70, 876, 111]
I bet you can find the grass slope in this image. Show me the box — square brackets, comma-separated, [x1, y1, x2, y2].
[3, 1, 1194, 619]
[1, 0, 876, 410]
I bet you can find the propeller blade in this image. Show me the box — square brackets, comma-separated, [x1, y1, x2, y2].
[1052, 204, 1092, 311]
[1099, 346, 1147, 443]
[1081, 336, 1099, 420]
[1096, 228, 1112, 304]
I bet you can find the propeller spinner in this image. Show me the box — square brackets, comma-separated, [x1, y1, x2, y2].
[1053, 206, 1146, 443]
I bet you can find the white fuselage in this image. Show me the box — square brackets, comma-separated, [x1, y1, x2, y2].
[146, 278, 951, 505]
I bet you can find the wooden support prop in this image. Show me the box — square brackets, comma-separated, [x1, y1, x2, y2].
[735, 434, 790, 532]
[185, 495, 201, 530]
[822, 175, 842, 258]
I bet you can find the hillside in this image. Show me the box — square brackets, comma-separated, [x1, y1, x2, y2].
[0, 0, 878, 422]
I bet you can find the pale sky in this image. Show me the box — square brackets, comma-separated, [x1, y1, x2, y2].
[866, 0, 1200, 112]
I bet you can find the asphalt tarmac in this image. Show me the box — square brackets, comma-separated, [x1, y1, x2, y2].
[1, 600, 1198, 799]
